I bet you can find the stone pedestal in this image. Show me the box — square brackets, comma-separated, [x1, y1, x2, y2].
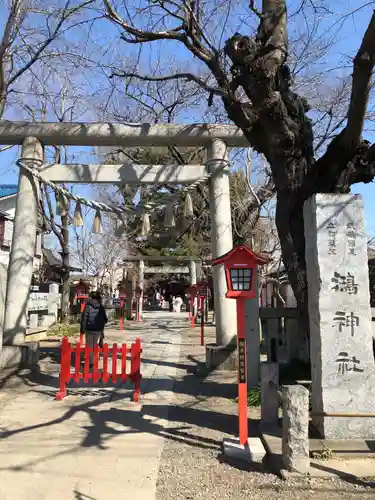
[206, 342, 237, 371]
[304, 194, 375, 438]
[282, 385, 310, 474]
[223, 437, 266, 463]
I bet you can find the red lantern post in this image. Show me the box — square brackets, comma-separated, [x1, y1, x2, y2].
[135, 287, 142, 322]
[118, 285, 127, 332]
[76, 281, 89, 344]
[187, 291, 191, 321]
[197, 281, 209, 347]
[212, 245, 268, 446]
[188, 285, 198, 328]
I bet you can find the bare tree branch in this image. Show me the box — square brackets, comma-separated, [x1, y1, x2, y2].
[110, 70, 227, 96]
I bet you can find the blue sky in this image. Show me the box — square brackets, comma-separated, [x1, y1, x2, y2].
[0, 1, 375, 240]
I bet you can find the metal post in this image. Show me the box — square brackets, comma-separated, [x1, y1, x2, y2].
[3, 137, 43, 346]
[207, 139, 237, 346]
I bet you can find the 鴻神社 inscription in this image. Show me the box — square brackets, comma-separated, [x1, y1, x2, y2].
[304, 193, 375, 439]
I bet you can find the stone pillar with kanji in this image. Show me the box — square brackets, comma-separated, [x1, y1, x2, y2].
[304, 193, 375, 439]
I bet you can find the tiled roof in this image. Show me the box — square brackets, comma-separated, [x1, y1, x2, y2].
[0, 185, 18, 198]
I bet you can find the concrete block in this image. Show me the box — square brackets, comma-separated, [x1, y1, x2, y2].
[261, 362, 279, 425]
[223, 437, 266, 463]
[205, 342, 237, 371]
[29, 313, 39, 328]
[41, 314, 56, 327]
[0, 342, 39, 370]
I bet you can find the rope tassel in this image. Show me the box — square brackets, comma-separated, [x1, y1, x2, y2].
[184, 192, 194, 217]
[73, 201, 84, 227]
[92, 210, 102, 234]
[55, 192, 67, 216]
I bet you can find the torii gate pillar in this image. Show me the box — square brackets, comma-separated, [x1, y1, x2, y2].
[3, 137, 43, 347]
[206, 139, 237, 369]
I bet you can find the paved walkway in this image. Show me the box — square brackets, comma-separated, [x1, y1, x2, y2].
[0, 311, 189, 500]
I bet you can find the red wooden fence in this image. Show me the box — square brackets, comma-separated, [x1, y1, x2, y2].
[56, 337, 142, 402]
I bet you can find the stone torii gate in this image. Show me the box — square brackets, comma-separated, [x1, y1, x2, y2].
[123, 254, 204, 318]
[0, 121, 249, 368]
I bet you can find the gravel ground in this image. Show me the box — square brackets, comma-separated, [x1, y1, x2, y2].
[155, 327, 375, 500]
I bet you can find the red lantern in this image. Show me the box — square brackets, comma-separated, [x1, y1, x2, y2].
[212, 245, 269, 447]
[212, 245, 268, 299]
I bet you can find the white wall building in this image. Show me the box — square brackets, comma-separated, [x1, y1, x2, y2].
[0, 185, 43, 270]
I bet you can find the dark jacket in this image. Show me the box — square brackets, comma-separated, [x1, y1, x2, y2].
[81, 299, 108, 332]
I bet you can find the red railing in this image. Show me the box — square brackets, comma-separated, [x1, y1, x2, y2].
[56, 337, 142, 402]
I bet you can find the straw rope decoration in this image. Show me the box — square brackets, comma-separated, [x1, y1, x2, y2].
[16, 157, 230, 229]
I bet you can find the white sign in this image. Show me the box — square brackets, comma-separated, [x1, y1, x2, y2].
[28, 292, 61, 312]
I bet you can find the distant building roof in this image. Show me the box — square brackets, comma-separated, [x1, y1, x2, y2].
[42, 248, 82, 272]
[0, 185, 18, 198]
[0, 209, 12, 220]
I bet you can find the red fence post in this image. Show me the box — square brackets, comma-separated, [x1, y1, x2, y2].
[131, 337, 142, 402]
[102, 343, 110, 383]
[93, 344, 100, 384]
[121, 343, 127, 382]
[112, 343, 118, 383]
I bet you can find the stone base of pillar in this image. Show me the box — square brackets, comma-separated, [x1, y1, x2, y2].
[205, 342, 237, 371]
[0, 342, 39, 371]
[223, 437, 266, 463]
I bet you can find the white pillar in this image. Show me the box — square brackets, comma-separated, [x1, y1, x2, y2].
[138, 260, 145, 317]
[207, 139, 236, 346]
[48, 283, 60, 322]
[189, 260, 197, 316]
[189, 259, 197, 285]
[3, 137, 43, 345]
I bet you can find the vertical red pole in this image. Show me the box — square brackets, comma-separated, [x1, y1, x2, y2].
[131, 338, 142, 402]
[236, 298, 248, 446]
[136, 297, 141, 322]
[191, 297, 196, 328]
[102, 343, 109, 383]
[121, 343, 127, 382]
[80, 300, 85, 345]
[112, 343, 118, 383]
[200, 297, 204, 346]
[93, 344, 100, 383]
[120, 300, 124, 331]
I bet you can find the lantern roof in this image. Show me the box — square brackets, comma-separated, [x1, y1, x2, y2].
[211, 244, 269, 267]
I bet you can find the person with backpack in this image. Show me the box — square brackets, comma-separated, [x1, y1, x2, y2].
[81, 290, 108, 366]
